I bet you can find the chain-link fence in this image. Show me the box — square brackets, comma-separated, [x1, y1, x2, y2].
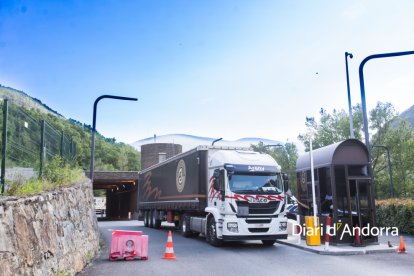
[0, 99, 76, 192]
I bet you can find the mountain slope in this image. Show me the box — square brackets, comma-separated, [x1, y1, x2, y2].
[400, 105, 414, 127]
[0, 84, 61, 116]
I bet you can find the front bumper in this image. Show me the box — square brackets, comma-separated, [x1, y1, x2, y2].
[223, 234, 288, 241]
[220, 216, 288, 241]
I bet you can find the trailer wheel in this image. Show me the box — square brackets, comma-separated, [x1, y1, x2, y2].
[261, 240, 276, 246]
[152, 210, 161, 229]
[180, 214, 192, 238]
[143, 211, 149, 227]
[207, 216, 223, 247]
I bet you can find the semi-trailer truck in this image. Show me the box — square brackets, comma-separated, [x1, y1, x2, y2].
[138, 146, 289, 246]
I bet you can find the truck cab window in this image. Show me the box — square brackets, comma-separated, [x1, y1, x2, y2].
[229, 173, 283, 194]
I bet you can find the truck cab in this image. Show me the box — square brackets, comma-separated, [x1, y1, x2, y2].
[198, 148, 288, 246]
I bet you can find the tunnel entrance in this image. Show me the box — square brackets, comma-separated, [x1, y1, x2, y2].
[91, 172, 139, 220]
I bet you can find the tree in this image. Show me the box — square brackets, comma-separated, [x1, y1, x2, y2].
[298, 105, 363, 151]
[373, 120, 414, 198]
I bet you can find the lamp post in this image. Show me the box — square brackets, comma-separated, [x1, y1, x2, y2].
[359, 50, 414, 161]
[345, 52, 354, 138]
[372, 145, 394, 198]
[305, 117, 318, 227]
[90, 95, 138, 181]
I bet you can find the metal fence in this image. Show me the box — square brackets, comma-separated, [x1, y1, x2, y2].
[0, 99, 76, 193]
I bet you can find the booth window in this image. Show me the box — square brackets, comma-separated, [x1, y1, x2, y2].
[334, 166, 348, 218]
[348, 165, 368, 176]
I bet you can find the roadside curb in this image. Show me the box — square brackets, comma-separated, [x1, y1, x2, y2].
[276, 239, 397, 255]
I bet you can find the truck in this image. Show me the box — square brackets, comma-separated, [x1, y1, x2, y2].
[137, 146, 289, 246]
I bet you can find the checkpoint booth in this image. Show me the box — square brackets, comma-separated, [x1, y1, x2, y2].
[296, 139, 377, 245]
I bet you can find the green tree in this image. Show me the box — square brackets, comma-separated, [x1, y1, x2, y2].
[373, 120, 414, 198]
[298, 105, 363, 151]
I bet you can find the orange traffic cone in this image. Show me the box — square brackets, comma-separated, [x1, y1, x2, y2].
[162, 230, 176, 260]
[397, 236, 407, 253]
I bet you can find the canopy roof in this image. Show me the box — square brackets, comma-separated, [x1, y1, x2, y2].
[296, 139, 369, 171]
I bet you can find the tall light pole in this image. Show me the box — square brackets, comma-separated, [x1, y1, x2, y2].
[90, 95, 138, 181]
[345, 52, 354, 138]
[359, 50, 414, 161]
[373, 145, 394, 198]
[306, 117, 318, 227]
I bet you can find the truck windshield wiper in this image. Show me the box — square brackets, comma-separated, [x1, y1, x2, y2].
[233, 189, 256, 194]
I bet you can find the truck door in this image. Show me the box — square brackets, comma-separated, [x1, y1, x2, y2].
[211, 169, 226, 213]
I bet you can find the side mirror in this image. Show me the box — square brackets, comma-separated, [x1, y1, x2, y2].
[213, 169, 221, 190]
[282, 173, 289, 192]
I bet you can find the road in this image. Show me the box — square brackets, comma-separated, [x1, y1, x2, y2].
[80, 220, 414, 276]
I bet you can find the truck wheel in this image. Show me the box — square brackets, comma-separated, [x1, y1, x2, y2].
[152, 210, 161, 229]
[143, 211, 149, 227]
[261, 240, 276, 246]
[180, 214, 192, 238]
[207, 217, 223, 247]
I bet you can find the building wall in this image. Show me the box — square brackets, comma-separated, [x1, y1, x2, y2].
[141, 143, 182, 170]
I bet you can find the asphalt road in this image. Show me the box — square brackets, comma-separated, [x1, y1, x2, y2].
[80, 220, 414, 276]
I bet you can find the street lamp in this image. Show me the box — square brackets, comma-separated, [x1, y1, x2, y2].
[358, 50, 414, 161]
[90, 95, 138, 181]
[305, 117, 318, 227]
[372, 145, 394, 198]
[345, 52, 354, 138]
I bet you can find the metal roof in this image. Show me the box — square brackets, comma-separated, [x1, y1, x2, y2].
[296, 139, 369, 171]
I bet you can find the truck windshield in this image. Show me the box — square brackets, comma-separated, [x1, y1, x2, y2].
[229, 173, 283, 194]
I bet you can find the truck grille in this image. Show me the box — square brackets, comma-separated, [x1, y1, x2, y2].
[236, 201, 280, 215]
[248, 228, 269, 233]
[245, 219, 271, 224]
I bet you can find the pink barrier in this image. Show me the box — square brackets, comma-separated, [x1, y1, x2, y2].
[109, 230, 149, 261]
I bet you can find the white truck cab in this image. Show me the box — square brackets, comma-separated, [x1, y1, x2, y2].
[203, 147, 288, 246]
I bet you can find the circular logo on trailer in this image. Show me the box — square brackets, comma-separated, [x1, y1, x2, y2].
[176, 159, 186, 193]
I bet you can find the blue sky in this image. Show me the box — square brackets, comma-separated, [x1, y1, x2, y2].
[0, 0, 413, 144]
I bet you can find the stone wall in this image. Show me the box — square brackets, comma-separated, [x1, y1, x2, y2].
[0, 180, 100, 276]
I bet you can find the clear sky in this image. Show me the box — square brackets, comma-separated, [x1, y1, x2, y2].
[1, 0, 413, 144]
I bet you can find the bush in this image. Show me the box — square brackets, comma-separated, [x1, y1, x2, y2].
[5, 156, 85, 196]
[376, 199, 414, 235]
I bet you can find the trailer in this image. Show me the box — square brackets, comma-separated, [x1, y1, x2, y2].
[138, 146, 289, 246]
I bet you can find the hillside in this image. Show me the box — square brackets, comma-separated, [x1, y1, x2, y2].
[390, 104, 414, 128]
[400, 105, 414, 127]
[0, 85, 140, 171]
[131, 133, 282, 152]
[0, 84, 62, 116]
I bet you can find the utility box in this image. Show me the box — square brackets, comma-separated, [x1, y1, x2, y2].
[305, 216, 321, 246]
[296, 139, 377, 245]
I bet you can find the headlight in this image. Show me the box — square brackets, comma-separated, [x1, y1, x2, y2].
[279, 221, 287, 231]
[227, 222, 238, 233]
